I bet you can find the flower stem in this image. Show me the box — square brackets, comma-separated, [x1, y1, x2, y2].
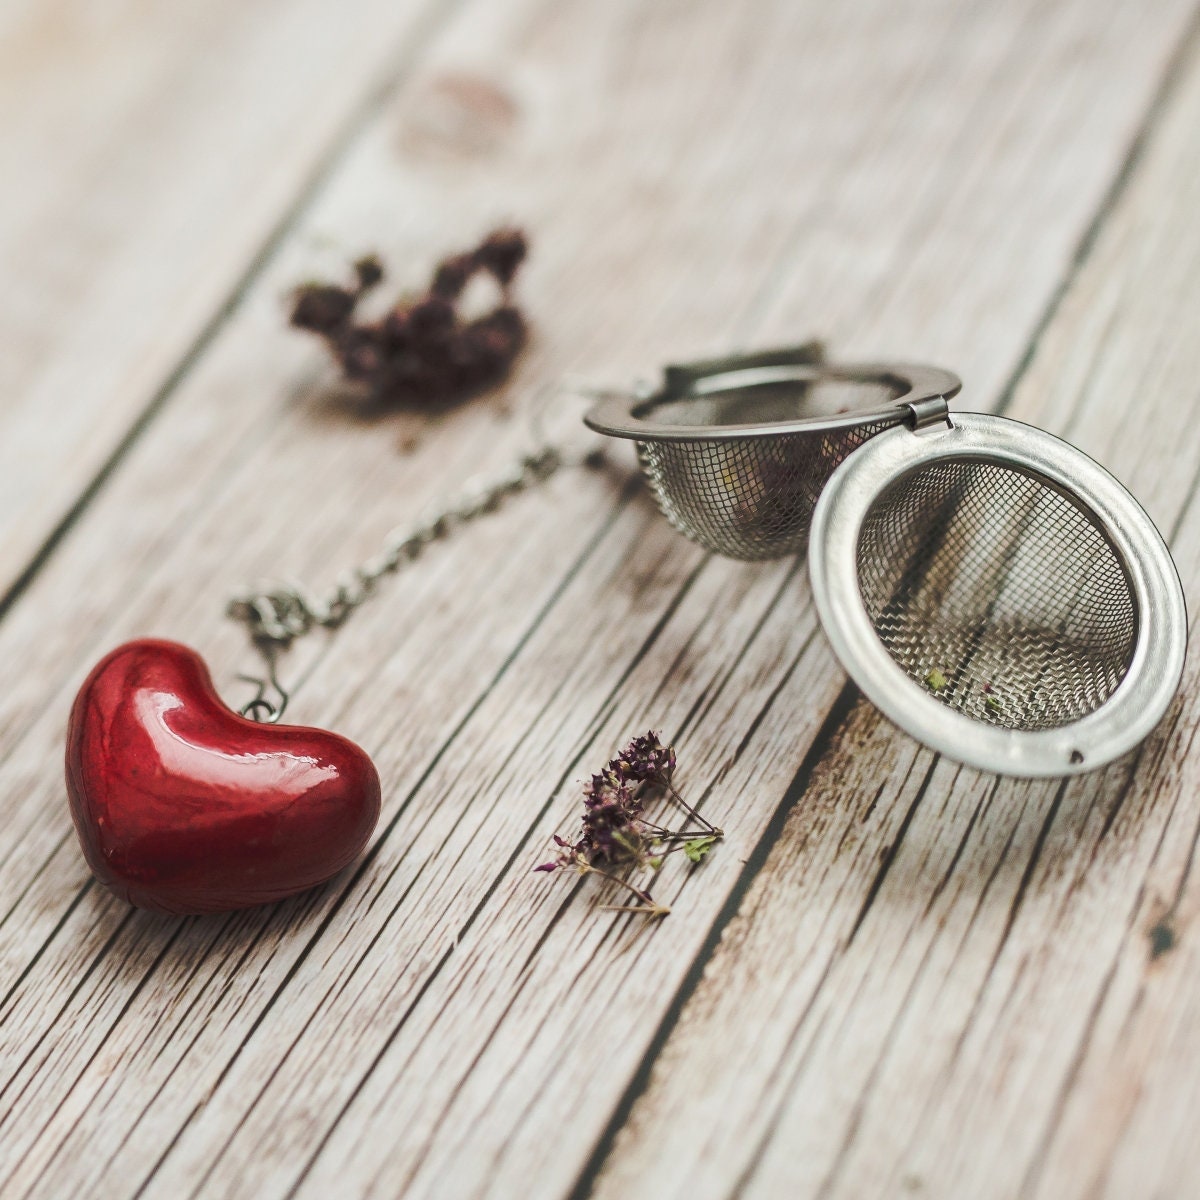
[597, 903, 671, 918]
[663, 780, 721, 835]
[579, 859, 665, 915]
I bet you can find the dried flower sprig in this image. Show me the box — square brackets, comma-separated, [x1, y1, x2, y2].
[535, 732, 723, 918]
[290, 228, 529, 409]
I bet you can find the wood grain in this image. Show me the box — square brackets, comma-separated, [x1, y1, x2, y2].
[0, 0, 451, 606]
[0, 0, 1194, 1197]
[593, 15, 1200, 1200]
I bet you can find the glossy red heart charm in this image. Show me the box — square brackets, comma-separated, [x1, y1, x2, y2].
[66, 639, 381, 914]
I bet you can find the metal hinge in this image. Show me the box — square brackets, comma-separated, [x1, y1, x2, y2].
[905, 394, 953, 432]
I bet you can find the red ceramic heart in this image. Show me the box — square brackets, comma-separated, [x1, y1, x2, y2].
[66, 639, 381, 915]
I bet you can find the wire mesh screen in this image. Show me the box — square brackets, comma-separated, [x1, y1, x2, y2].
[638, 420, 897, 559]
[855, 458, 1138, 731]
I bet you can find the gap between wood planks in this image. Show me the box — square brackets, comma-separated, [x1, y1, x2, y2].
[1, 0, 1196, 1196]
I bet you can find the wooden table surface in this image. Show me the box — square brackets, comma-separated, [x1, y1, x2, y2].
[3, 1, 1200, 1196]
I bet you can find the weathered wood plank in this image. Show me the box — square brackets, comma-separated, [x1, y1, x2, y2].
[0, 0, 1192, 1197]
[593, 16, 1200, 1200]
[0, 0, 452, 605]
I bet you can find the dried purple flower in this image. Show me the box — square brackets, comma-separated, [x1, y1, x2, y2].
[615, 731, 676, 783]
[289, 228, 529, 410]
[534, 731, 725, 918]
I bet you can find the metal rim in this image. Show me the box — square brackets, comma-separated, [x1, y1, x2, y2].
[584, 361, 963, 443]
[807, 413, 1188, 778]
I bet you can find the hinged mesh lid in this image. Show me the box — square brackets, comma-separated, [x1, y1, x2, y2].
[807, 413, 1186, 777]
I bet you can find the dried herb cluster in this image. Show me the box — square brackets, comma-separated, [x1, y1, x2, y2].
[290, 228, 529, 408]
[535, 732, 723, 918]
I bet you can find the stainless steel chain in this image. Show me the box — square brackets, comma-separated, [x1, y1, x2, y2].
[225, 439, 598, 719]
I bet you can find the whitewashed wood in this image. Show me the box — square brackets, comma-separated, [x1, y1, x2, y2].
[0, 0, 1193, 1198]
[594, 19, 1200, 1200]
[0, 0, 451, 604]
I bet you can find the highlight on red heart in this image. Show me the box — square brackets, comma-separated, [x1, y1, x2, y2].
[65, 639, 381, 915]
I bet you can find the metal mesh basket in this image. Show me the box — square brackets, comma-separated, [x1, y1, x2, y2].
[587, 346, 960, 559]
[855, 458, 1137, 732]
[637, 419, 899, 559]
[586, 351, 1186, 776]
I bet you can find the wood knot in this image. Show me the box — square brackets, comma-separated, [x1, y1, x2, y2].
[400, 71, 519, 159]
[1149, 915, 1177, 960]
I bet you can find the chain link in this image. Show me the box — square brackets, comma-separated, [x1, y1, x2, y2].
[226, 443, 574, 653]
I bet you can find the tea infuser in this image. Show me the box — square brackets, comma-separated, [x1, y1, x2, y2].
[585, 347, 1187, 778]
